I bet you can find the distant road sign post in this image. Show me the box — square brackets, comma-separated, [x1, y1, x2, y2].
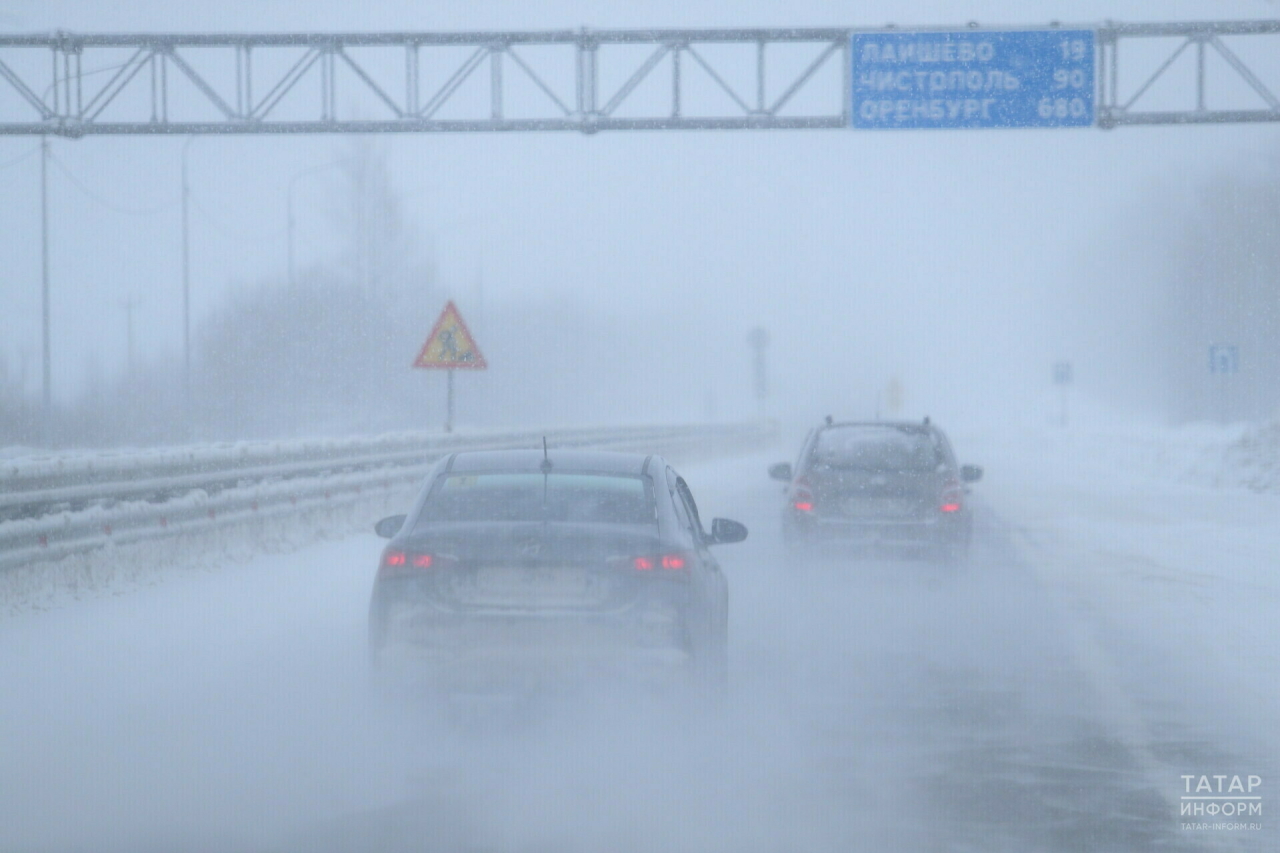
[1052, 361, 1073, 427]
[852, 29, 1095, 129]
[1208, 344, 1239, 423]
[413, 301, 487, 433]
[1209, 344, 1239, 376]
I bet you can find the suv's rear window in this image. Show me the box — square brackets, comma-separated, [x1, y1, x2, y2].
[416, 472, 655, 525]
[814, 427, 942, 472]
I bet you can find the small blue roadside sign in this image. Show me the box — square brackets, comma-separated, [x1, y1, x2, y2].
[1053, 361, 1073, 385]
[1209, 345, 1239, 375]
[852, 29, 1095, 129]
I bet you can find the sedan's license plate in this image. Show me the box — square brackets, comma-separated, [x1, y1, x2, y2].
[842, 497, 911, 518]
[456, 567, 608, 608]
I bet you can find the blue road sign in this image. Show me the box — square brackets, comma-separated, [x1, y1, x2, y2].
[852, 30, 1095, 129]
[1209, 345, 1239, 375]
[1053, 361, 1073, 386]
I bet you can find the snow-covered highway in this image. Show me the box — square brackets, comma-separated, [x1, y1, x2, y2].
[3, 427, 1277, 852]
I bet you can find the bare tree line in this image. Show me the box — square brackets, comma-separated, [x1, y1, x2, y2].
[0, 138, 741, 449]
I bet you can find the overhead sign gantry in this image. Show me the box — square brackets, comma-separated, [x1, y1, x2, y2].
[0, 20, 1277, 136]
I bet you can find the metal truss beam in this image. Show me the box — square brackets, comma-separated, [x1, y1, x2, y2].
[1097, 20, 1280, 128]
[0, 22, 1275, 135]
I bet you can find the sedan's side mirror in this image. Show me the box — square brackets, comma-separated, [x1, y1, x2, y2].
[960, 465, 983, 483]
[709, 517, 748, 545]
[374, 514, 407, 538]
[768, 462, 792, 482]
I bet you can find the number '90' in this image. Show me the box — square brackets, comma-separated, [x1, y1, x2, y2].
[1053, 68, 1087, 89]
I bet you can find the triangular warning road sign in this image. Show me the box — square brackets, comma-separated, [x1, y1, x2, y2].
[413, 301, 487, 370]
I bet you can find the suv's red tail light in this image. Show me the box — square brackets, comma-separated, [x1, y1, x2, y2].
[792, 475, 815, 513]
[940, 479, 963, 513]
[379, 548, 445, 579]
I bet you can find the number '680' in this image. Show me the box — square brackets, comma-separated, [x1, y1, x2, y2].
[1037, 97, 1087, 119]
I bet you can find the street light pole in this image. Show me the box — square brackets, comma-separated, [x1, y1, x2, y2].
[40, 135, 51, 414]
[181, 136, 193, 399]
[37, 76, 64, 418]
[287, 178, 296, 289]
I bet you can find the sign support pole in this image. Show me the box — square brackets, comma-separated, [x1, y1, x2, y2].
[446, 369, 455, 433]
[1052, 361, 1073, 427]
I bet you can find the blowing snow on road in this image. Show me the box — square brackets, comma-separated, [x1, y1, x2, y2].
[3, 4, 1280, 851]
[3, 428, 1276, 852]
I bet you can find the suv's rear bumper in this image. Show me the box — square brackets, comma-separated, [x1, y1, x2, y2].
[784, 511, 969, 549]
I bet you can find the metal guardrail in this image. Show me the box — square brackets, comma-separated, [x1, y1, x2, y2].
[0, 422, 777, 571]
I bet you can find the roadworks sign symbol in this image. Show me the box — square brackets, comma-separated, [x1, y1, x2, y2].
[413, 301, 487, 369]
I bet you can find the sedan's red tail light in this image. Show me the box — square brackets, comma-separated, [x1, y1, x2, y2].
[631, 553, 690, 572]
[379, 548, 445, 579]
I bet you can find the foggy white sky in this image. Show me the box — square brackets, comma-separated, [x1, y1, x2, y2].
[1, 0, 1277, 426]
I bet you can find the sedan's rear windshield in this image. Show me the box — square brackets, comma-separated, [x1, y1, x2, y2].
[814, 427, 943, 472]
[416, 472, 656, 525]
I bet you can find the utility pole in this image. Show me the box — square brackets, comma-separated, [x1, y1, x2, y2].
[122, 296, 141, 379]
[40, 136, 51, 413]
[181, 137, 193, 399]
[747, 326, 769, 419]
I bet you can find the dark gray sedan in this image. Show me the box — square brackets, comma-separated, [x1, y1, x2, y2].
[369, 448, 745, 694]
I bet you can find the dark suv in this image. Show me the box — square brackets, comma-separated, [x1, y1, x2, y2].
[769, 418, 981, 561]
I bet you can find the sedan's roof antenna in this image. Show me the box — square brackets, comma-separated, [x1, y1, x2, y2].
[540, 436, 553, 473]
